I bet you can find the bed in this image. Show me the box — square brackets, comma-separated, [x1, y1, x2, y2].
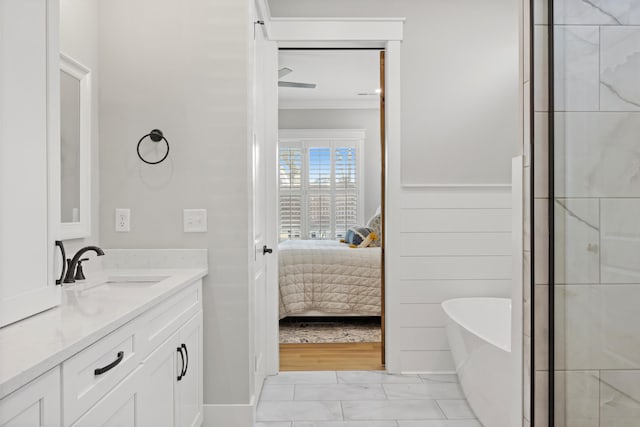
[278, 239, 381, 319]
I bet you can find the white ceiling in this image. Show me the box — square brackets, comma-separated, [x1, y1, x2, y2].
[278, 50, 381, 110]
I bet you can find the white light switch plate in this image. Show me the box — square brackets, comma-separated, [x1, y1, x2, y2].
[184, 209, 207, 233]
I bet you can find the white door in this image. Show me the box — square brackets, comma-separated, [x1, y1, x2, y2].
[0, 0, 61, 327]
[251, 13, 279, 399]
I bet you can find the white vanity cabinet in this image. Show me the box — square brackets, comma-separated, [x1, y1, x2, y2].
[0, 0, 61, 327]
[0, 368, 61, 427]
[139, 312, 203, 427]
[175, 312, 203, 427]
[67, 280, 204, 427]
[139, 331, 180, 427]
[69, 366, 143, 427]
[0, 278, 204, 427]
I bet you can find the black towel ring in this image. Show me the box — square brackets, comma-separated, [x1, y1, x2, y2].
[137, 129, 170, 165]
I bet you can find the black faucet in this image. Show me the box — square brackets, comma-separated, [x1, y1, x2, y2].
[63, 246, 105, 283]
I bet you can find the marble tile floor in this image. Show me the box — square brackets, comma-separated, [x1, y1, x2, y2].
[256, 371, 483, 427]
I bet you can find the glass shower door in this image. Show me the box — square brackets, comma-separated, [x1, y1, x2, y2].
[552, 1, 640, 425]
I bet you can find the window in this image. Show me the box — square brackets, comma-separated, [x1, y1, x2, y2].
[279, 130, 364, 241]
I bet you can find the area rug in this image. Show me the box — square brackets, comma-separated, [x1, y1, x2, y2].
[279, 317, 381, 344]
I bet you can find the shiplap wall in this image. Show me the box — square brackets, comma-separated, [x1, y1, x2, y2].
[388, 188, 512, 372]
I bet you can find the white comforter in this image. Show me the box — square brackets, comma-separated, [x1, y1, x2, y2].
[278, 239, 381, 318]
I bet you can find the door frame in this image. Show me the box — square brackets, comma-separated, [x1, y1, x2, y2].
[251, 8, 277, 402]
[256, 3, 404, 376]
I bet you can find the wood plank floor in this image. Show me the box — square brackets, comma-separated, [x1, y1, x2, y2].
[280, 342, 384, 371]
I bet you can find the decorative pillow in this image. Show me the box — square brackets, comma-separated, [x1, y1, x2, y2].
[342, 226, 378, 248]
[366, 212, 382, 247]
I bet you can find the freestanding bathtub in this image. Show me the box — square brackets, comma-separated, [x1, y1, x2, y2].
[442, 298, 514, 427]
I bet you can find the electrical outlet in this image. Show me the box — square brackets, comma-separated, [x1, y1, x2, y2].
[184, 209, 207, 233]
[115, 208, 130, 232]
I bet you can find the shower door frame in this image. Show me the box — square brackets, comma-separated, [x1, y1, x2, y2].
[536, 0, 556, 424]
[534, 0, 557, 425]
[528, 0, 554, 425]
[546, 0, 556, 425]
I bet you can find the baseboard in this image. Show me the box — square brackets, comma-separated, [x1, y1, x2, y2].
[202, 401, 255, 427]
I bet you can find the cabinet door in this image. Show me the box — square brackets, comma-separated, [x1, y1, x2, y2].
[176, 312, 203, 427]
[138, 331, 180, 427]
[0, 0, 61, 327]
[70, 366, 142, 427]
[0, 368, 60, 427]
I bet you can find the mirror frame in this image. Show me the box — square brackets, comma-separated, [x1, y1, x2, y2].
[59, 53, 91, 240]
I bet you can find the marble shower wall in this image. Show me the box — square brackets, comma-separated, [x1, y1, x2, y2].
[531, 0, 640, 426]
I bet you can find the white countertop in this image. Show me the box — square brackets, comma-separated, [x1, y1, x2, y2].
[0, 267, 207, 400]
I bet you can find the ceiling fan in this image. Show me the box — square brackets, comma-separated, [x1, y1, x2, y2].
[278, 67, 316, 89]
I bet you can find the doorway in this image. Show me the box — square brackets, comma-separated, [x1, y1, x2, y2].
[251, 13, 403, 385]
[275, 49, 386, 371]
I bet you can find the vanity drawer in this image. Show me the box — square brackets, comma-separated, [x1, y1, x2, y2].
[62, 320, 140, 425]
[138, 279, 202, 359]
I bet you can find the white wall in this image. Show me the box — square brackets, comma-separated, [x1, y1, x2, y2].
[59, 0, 101, 271]
[97, 0, 254, 408]
[269, 0, 519, 186]
[278, 108, 381, 219]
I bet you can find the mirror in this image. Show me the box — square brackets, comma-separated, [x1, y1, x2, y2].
[59, 53, 91, 239]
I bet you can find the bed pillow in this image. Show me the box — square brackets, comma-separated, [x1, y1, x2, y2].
[366, 212, 382, 247]
[343, 226, 378, 248]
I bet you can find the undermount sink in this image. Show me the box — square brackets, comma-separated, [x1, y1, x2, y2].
[73, 275, 170, 292]
[104, 275, 170, 287]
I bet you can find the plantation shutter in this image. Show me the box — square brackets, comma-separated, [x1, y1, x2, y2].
[334, 146, 358, 239]
[307, 147, 332, 239]
[279, 147, 302, 240]
[278, 131, 363, 242]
